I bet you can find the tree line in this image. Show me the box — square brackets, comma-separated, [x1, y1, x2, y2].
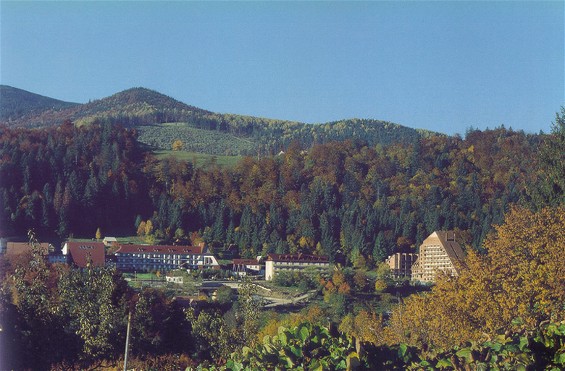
[0, 109, 563, 369]
[0, 117, 545, 264]
[1, 205, 563, 370]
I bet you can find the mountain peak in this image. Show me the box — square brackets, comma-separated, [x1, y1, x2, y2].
[0, 85, 78, 122]
[79, 87, 212, 118]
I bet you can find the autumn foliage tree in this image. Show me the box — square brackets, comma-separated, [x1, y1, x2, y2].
[384, 206, 565, 350]
[172, 139, 184, 151]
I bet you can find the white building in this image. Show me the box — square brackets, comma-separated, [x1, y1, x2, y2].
[114, 243, 219, 272]
[265, 253, 330, 281]
[232, 257, 264, 277]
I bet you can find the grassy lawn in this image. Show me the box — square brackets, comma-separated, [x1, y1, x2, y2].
[114, 236, 154, 244]
[123, 272, 162, 280]
[154, 150, 243, 168]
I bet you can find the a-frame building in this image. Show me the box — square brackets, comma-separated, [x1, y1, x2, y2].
[411, 231, 465, 283]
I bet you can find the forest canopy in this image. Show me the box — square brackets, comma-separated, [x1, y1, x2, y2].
[0, 109, 564, 370]
[0, 118, 544, 263]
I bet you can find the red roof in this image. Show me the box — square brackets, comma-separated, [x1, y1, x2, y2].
[267, 253, 329, 263]
[6, 242, 50, 256]
[114, 244, 206, 255]
[66, 241, 105, 268]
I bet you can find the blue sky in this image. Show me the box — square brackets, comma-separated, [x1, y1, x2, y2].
[1, 1, 563, 135]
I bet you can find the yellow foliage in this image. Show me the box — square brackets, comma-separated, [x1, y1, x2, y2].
[374, 279, 388, 293]
[257, 317, 281, 341]
[299, 236, 313, 249]
[145, 220, 153, 236]
[339, 310, 384, 345]
[137, 221, 146, 236]
[256, 305, 328, 342]
[172, 139, 184, 151]
[384, 206, 565, 349]
[332, 270, 346, 287]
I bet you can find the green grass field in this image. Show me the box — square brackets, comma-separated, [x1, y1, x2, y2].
[123, 272, 161, 280]
[154, 150, 243, 168]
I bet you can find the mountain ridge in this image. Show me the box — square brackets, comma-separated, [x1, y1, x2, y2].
[0, 85, 439, 155]
[0, 85, 79, 123]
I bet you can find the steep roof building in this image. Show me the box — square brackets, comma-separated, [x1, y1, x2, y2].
[62, 241, 106, 268]
[411, 231, 465, 283]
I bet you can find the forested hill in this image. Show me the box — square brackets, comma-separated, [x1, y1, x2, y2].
[0, 87, 209, 128]
[0, 86, 437, 154]
[0, 119, 544, 258]
[0, 85, 78, 123]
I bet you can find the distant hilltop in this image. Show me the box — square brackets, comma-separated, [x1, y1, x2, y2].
[0, 85, 440, 155]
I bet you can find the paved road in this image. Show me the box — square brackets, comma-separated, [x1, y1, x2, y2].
[262, 290, 317, 308]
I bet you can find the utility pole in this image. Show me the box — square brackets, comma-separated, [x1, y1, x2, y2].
[123, 311, 132, 371]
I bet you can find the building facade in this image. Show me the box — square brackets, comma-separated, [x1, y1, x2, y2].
[386, 252, 418, 278]
[232, 257, 264, 277]
[411, 231, 465, 283]
[62, 241, 106, 268]
[265, 253, 330, 281]
[114, 244, 219, 272]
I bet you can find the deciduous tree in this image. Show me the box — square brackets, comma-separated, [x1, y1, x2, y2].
[384, 206, 565, 349]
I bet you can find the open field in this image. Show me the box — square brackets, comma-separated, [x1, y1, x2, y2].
[137, 122, 257, 156]
[154, 149, 243, 168]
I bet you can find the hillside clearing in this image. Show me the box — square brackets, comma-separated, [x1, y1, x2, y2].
[154, 150, 243, 168]
[137, 122, 257, 156]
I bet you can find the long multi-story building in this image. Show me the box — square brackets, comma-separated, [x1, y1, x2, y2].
[114, 243, 219, 272]
[411, 231, 465, 283]
[265, 253, 330, 281]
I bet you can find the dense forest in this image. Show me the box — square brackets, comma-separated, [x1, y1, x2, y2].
[0, 107, 563, 369]
[0, 120, 148, 239]
[1, 206, 563, 369]
[0, 116, 544, 261]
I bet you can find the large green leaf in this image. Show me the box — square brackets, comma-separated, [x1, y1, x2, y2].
[278, 331, 287, 346]
[518, 336, 529, 351]
[435, 358, 453, 368]
[299, 325, 310, 342]
[555, 352, 565, 365]
[280, 355, 294, 368]
[455, 348, 472, 360]
[307, 360, 323, 371]
[290, 345, 303, 358]
[398, 343, 408, 358]
[225, 359, 243, 371]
